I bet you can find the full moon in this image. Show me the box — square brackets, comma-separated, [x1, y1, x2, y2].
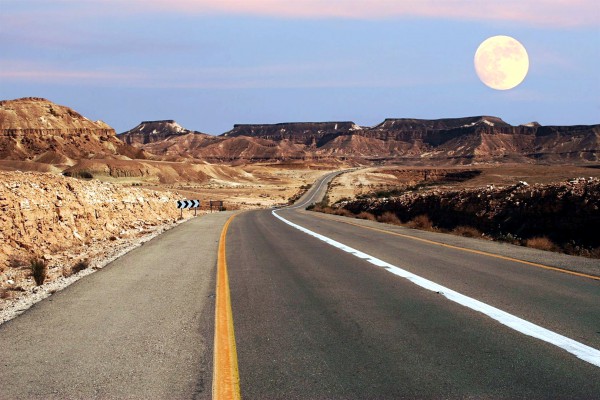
[474, 35, 529, 90]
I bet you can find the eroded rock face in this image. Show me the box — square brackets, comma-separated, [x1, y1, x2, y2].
[122, 116, 599, 164]
[340, 178, 600, 250]
[0, 97, 144, 162]
[0, 171, 181, 270]
[118, 120, 211, 146]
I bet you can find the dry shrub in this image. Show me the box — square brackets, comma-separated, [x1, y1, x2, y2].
[333, 208, 353, 217]
[0, 288, 11, 300]
[377, 212, 402, 225]
[72, 259, 90, 274]
[453, 225, 481, 238]
[407, 214, 434, 230]
[586, 247, 600, 259]
[29, 258, 47, 286]
[355, 211, 376, 221]
[526, 236, 557, 252]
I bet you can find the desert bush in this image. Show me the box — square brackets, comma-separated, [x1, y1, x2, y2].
[526, 236, 558, 252]
[333, 208, 353, 217]
[406, 214, 434, 230]
[355, 211, 376, 221]
[377, 211, 402, 225]
[453, 225, 482, 238]
[29, 258, 47, 286]
[71, 259, 90, 274]
[0, 288, 11, 300]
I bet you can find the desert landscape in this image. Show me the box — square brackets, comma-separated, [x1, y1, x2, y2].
[1, 96, 599, 320]
[3, 2, 600, 397]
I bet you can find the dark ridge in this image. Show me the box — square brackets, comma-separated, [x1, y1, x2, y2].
[140, 120, 177, 124]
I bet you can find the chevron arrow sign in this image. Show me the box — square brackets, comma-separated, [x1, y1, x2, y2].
[177, 200, 201, 209]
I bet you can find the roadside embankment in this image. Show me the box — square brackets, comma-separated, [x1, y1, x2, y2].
[0, 171, 193, 318]
[324, 178, 600, 257]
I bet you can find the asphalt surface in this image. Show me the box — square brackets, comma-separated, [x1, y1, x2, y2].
[0, 212, 233, 400]
[1, 171, 598, 399]
[227, 172, 600, 399]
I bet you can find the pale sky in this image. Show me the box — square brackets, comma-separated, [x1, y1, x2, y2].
[1, 0, 598, 134]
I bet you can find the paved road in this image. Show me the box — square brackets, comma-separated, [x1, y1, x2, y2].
[2, 171, 598, 399]
[0, 212, 233, 400]
[227, 172, 600, 399]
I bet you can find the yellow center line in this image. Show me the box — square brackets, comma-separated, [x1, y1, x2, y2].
[305, 211, 600, 281]
[213, 214, 241, 400]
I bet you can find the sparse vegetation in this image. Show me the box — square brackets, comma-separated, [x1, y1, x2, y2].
[355, 211, 376, 221]
[525, 236, 557, 252]
[406, 215, 435, 231]
[0, 288, 11, 300]
[71, 258, 90, 274]
[452, 226, 482, 238]
[377, 211, 402, 225]
[29, 258, 47, 286]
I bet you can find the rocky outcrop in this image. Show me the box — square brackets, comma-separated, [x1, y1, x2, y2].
[118, 120, 211, 147]
[0, 98, 144, 163]
[0, 171, 182, 271]
[339, 178, 600, 251]
[222, 121, 362, 146]
[123, 116, 598, 164]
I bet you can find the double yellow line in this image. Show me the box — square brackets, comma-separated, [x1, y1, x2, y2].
[212, 215, 241, 400]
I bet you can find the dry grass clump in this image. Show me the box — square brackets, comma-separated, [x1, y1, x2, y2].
[355, 211, 376, 221]
[377, 211, 402, 225]
[525, 236, 558, 252]
[332, 208, 353, 217]
[71, 258, 90, 274]
[452, 225, 482, 238]
[0, 288, 11, 300]
[29, 258, 47, 286]
[406, 215, 434, 230]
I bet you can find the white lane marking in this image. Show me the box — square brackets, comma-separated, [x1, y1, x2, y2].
[271, 209, 600, 368]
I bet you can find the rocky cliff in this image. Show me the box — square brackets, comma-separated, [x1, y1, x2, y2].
[222, 121, 363, 145]
[0, 98, 144, 164]
[119, 120, 211, 147]
[124, 116, 599, 164]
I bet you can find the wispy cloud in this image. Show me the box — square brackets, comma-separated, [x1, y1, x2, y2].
[3, 0, 595, 27]
[127, 0, 599, 27]
[0, 60, 442, 90]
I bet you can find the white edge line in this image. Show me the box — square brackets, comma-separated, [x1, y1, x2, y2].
[271, 209, 600, 368]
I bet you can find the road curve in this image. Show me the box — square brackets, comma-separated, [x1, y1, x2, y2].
[227, 172, 600, 399]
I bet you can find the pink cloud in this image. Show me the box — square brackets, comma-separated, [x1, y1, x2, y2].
[0, 61, 142, 84]
[133, 0, 599, 27]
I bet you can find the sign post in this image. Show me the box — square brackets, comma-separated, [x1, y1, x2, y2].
[177, 199, 201, 217]
[209, 200, 224, 213]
